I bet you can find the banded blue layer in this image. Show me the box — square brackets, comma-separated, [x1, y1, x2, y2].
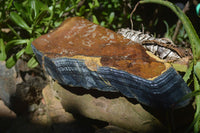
[32, 44, 191, 109]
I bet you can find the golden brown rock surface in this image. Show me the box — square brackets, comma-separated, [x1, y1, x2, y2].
[32, 17, 169, 79]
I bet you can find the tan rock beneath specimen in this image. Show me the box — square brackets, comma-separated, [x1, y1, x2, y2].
[44, 82, 166, 132]
[0, 100, 16, 118]
[36, 84, 75, 124]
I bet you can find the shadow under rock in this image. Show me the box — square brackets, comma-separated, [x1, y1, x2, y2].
[0, 116, 98, 133]
[61, 84, 139, 105]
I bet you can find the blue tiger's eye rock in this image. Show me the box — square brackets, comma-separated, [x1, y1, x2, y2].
[32, 17, 191, 109]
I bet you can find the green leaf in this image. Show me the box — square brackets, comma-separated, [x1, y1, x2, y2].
[176, 90, 200, 105]
[33, 9, 48, 26]
[10, 12, 31, 33]
[94, 0, 100, 7]
[6, 49, 25, 68]
[7, 24, 21, 39]
[6, 39, 28, 52]
[13, 2, 25, 14]
[194, 75, 200, 132]
[194, 62, 200, 81]
[27, 56, 38, 68]
[25, 38, 34, 54]
[171, 63, 188, 72]
[92, 15, 99, 25]
[6, 0, 14, 10]
[100, 21, 105, 27]
[0, 39, 7, 61]
[29, 0, 40, 19]
[78, 5, 86, 16]
[163, 20, 170, 38]
[183, 61, 193, 82]
[108, 12, 115, 24]
[88, 3, 93, 9]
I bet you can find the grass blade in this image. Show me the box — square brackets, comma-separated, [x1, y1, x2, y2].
[0, 39, 7, 61]
[183, 61, 193, 82]
[194, 75, 200, 132]
[5, 39, 28, 52]
[194, 62, 200, 81]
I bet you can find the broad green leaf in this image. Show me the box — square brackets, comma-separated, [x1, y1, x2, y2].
[108, 12, 115, 24]
[194, 62, 200, 81]
[92, 15, 99, 25]
[27, 56, 38, 68]
[25, 38, 33, 54]
[183, 61, 193, 82]
[0, 39, 7, 61]
[10, 12, 31, 33]
[6, 49, 25, 68]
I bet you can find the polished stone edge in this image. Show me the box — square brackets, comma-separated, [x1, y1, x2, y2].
[32, 44, 191, 109]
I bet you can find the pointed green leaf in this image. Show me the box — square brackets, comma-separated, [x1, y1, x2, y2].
[27, 56, 38, 68]
[33, 9, 48, 26]
[88, 3, 93, 9]
[0, 39, 7, 61]
[6, 49, 25, 68]
[194, 62, 200, 81]
[6, 39, 28, 52]
[94, 0, 100, 7]
[6, 0, 14, 9]
[13, 2, 25, 14]
[92, 15, 99, 25]
[183, 61, 193, 82]
[25, 38, 34, 54]
[29, 0, 39, 19]
[194, 75, 200, 132]
[176, 90, 200, 105]
[10, 12, 31, 33]
[108, 12, 115, 24]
